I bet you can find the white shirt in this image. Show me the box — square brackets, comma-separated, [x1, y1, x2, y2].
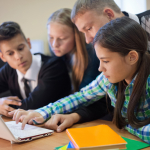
[16, 54, 42, 99]
[128, 12, 140, 24]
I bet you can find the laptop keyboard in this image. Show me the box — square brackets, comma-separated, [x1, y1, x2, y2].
[5, 121, 53, 139]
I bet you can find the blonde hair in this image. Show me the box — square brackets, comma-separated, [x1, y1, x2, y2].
[47, 8, 88, 92]
[71, 0, 121, 23]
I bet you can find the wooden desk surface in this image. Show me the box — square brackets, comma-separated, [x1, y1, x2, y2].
[0, 116, 149, 150]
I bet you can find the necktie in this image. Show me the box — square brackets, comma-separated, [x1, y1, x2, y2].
[23, 78, 31, 98]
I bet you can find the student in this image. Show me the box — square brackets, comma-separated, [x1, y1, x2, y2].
[11, 17, 150, 144]
[46, 8, 113, 120]
[0, 21, 72, 117]
[47, 8, 99, 91]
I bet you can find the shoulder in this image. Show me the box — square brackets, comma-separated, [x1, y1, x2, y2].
[0, 62, 15, 74]
[35, 53, 67, 75]
[34, 53, 65, 67]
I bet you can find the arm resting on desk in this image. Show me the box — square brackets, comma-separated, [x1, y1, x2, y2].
[125, 124, 150, 144]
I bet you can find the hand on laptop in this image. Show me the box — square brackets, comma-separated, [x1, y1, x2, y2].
[9, 109, 44, 130]
[0, 96, 22, 117]
[44, 113, 81, 132]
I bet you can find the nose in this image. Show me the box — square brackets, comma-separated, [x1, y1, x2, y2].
[52, 39, 59, 48]
[15, 51, 23, 60]
[98, 62, 105, 72]
[85, 34, 94, 44]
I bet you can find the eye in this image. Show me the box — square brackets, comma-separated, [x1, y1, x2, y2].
[103, 61, 109, 63]
[18, 47, 24, 51]
[8, 52, 14, 56]
[87, 27, 92, 31]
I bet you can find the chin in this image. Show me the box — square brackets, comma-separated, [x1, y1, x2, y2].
[108, 79, 118, 84]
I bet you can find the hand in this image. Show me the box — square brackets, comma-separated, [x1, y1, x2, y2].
[9, 109, 44, 130]
[0, 96, 22, 117]
[44, 113, 81, 132]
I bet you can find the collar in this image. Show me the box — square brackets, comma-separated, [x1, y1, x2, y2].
[17, 54, 42, 81]
[122, 11, 140, 24]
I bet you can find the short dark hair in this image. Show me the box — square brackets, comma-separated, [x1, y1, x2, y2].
[0, 21, 26, 42]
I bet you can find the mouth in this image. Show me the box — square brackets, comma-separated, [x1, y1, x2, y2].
[104, 74, 109, 78]
[19, 61, 27, 67]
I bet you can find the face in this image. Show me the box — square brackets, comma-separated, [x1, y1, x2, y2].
[48, 22, 75, 57]
[95, 43, 134, 84]
[75, 10, 110, 44]
[0, 34, 32, 75]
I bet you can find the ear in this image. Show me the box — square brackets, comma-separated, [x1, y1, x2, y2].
[0, 52, 7, 62]
[26, 38, 32, 49]
[103, 8, 115, 21]
[126, 50, 139, 65]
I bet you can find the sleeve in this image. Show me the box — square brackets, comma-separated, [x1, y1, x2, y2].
[35, 73, 107, 120]
[79, 44, 100, 89]
[19, 57, 72, 110]
[125, 124, 150, 144]
[74, 96, 114, 123]
[0, 64, 10, 93]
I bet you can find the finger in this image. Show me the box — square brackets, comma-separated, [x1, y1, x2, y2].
[8, 110, 16, 116]
[57, 120, 70, 132]
[7, 96, 21, 101]
[45, 115, 59, 130]
[2, 110, 11, 117]
[33, 116, 44, 123]
[12, 109, 24, 121]
[5, 105, 15, 112]
[28, 119, 33, 125]
[5, 99, 22, 106]
[15, 110, 28, 124]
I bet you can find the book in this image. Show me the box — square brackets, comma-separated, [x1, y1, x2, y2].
[66, 124, 127, 150]
[121, 137, 150, 150]
[67, 141, 75, 150]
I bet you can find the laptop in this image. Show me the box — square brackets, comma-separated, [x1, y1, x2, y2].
[0, 116, 54, 143]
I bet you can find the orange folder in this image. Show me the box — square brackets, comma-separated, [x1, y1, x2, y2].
[66, 124, 127, 150]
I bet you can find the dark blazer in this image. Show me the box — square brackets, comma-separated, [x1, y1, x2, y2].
[0, 53, 71, 110]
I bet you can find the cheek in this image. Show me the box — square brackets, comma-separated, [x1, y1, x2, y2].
[62, 39, 75, 53]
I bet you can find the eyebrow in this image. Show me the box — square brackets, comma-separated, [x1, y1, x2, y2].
[5, 44, 24, 53]
[99, 57, 110, 59]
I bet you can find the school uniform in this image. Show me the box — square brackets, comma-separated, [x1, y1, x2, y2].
[0, 53, 71, 110]
[35, 72, 150, 144]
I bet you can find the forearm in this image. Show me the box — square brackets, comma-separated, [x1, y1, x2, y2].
[74, 97, 114, 123]
[125, 124, 150, 144]
[35, 74, 107, 121]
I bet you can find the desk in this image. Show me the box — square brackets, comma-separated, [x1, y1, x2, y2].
[0, 116, 149, 150]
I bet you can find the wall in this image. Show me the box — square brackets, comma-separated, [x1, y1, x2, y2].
[0, 0, 76, 55]
[147, 0, 150, 9]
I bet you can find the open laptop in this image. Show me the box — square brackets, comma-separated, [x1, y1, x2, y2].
[0, 115, 54, 143]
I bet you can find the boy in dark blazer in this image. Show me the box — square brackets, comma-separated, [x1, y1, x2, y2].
[0, 21, 71, 117]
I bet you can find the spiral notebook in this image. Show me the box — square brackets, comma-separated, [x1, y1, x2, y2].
[0, 116, 53, 143]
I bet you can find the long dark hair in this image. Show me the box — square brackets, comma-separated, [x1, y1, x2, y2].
[93, 17, 150, 129]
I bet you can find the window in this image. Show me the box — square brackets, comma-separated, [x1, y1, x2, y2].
[114, 0, 146, 14]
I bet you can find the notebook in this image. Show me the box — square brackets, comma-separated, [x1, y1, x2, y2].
[0, 116, 53, 143]
[66, 124, 127, 150]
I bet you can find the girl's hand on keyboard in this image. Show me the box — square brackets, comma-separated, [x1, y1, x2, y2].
[9, 109, 44, 130]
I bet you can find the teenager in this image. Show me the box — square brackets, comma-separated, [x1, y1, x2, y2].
[46, 8, 113, 121]
[0, 21, 71, 117]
